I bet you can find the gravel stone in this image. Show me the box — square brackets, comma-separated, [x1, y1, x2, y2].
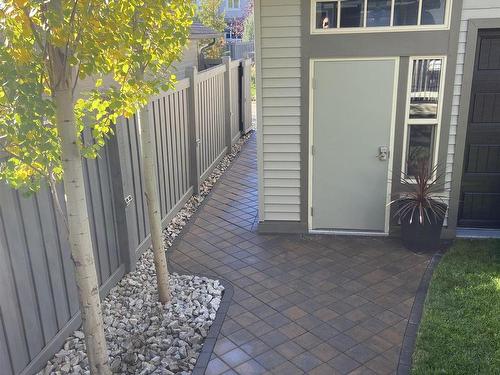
[40, 132, 252, 374]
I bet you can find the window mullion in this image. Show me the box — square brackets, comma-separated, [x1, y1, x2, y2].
[363, 0, 368, 28]
[337, 1, 341, 28]
[390, 0, 395, 26]
[417, 0, 423, 25]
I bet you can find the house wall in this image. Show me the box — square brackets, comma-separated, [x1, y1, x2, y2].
[225, 0, 251, 19]
[173, 40, 200, 80]
[445, 0, 500, 233]
[256, 0, 302, 224]
[76, 40, 200, 92]
[257, 0, 464, 234]
[194, 0, 251, 20]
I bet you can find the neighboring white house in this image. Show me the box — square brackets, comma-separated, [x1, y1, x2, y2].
[254, 0, 500, 238]
[195, 0, 252, 41]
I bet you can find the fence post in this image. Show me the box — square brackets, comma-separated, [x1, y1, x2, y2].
[223, 56, 232, 154]
[242, 58, 252, 134]
[107, 122, 136, 271]
[186, 66, 201, 195]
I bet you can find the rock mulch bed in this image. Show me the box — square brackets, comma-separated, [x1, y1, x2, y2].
[40, 132, 252, 375]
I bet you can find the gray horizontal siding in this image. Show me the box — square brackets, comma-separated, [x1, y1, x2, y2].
[259, 0, 302, 221]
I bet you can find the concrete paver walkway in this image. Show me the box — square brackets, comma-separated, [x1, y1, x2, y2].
[170, 134, 430, 374]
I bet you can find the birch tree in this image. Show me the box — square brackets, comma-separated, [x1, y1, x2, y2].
[0, 1, 192, 373]
[113, 1, 197, 303]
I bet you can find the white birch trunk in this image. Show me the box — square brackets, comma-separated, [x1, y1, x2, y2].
[52, 56, 111, 374]
[138, 103, 171, 303]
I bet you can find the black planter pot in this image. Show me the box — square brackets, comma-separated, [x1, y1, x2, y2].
[400, 204, 447, 252]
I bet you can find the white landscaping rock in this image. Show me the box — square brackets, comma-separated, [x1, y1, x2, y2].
[41, 265, 224, 374]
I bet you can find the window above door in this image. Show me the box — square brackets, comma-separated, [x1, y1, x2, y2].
[311, 0, 451, 34]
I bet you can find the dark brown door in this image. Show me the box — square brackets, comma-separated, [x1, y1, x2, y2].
[459, 29, 500, 228]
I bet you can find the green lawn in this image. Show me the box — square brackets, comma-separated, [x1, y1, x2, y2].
[412, 239, 500, 374]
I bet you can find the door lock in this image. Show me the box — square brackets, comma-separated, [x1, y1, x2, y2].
[377, 146, 390, 161]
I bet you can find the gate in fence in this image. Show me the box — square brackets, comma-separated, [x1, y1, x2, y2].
[0, 58, 252, 375]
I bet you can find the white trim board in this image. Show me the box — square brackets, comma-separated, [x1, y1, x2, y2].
[309, 0, 453, 35]
[401, 55, 448, 184]
[309, 229, 390, 237]
[308, 57, 400, 235]
[255, 0, 265, 222]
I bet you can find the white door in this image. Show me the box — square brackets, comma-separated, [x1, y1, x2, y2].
[311, 58, 398, 233]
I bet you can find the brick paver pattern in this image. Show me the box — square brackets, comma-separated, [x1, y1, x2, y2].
[170, 134, 431, 375]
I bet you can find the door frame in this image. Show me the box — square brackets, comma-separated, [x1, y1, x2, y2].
[308, 57, 400, 234]
[447, 20, 500, 235]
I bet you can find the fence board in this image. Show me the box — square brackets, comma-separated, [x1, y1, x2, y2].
[0, 216, 30, 373]
[180, 90, 189, 192]
[83, 157, 106, 284]
[171, 93, 181, 203]
[0, 313, 14, 375]
[196, 65, 227, 180]
[3, 193, 45, 358]
[159, 97, 171, 212]
[35, 188, 71, 328]
[227, 41, 255, 60]
[128, 115, 148, 244]
[116, 120, 140, 254]
[17, 196, 58, 344]
[242, 59, 253, 133]
[165, 95, 176, 210]
[230, 62, 242, 144]
[102, 147, 121, 272]
[152, 99, 167, 217]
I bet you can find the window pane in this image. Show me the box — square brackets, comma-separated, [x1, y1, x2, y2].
[406, 125, 435, 177]
[410, 59, 443, 119]
[421, 0, 446, 25]
[366, 0, 391, 27]
[340, 0, 364, 28]
[316, 2, 338, 29]
[394, 0, 419, 26]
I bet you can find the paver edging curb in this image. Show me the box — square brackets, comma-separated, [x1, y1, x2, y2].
[167, 132, 253, 374]
[190, 278, 234, 375]
[396, 248, 446, 375]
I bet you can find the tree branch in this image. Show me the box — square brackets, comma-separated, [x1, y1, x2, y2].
[0, 146, 46, 176]
[48, 175, 69, 231]
[22, 7, 45, 52]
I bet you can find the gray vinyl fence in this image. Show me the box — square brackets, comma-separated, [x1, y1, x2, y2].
[226, 41, 255, 60]
[0, 58, 252, 375]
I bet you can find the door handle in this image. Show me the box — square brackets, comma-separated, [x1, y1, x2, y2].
[377, 146, 390, 161]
